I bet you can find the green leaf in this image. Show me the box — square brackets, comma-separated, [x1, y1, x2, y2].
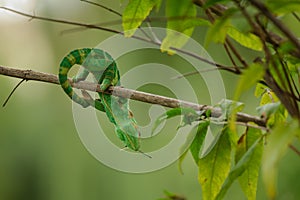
[254, 83, 268, 98]
[227, 26, 263, 51]
[190, 121, 210, 163]
[262, 120, 299, 199]
[158, 190, 186, 200]
[256, 102, 281, 117]
[178, 120, 210, 174]
[154, 0, 162, 12]
[256, 102, 287, 128]
[215, 99, 244, 143]
[161, 0, 197, 54]
[122, 0, 158, 37]
[234, 63, 265, 100]
[216, 129, 263, 200]
[152, 107, 198, 134]
[267, 0, 300, 14]
[255, 87, 279, 105]
[235, 128, 263, 200]
[217, 99, 244, 118]
[204, 8, 237, 47]
[198, 127, 232, 200]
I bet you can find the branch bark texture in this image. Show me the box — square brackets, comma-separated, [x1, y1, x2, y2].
[0, 65, 266, 127]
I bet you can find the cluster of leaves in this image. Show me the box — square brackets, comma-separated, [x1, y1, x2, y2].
[122, 0, 300, 200]
[152, 100, 263, 200]
[152, 97, 298, 200]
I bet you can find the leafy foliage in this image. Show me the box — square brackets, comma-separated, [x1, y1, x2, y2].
[122, 0, 159, 37]
[96, 0, 300, 198]
[198, 127, 232, 200]
[161, 0, 197, 53]
[262, 120, 300, 199]
[234, 128, 263, 200]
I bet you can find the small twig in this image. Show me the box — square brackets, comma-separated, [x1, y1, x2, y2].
[250, 0, 300, 53]
[292, 12, 300, 23]
[171, 66, 239, 79]
[0, 65, 266, 127]
[2, 79, 26, 107]
[289, 144, 300, 157]
[225, 38, 248, 69]
[80, 0, 122, 17]
[0, 7, 239, 74]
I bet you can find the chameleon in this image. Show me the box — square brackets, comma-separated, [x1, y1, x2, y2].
[58, 48, 141, 152]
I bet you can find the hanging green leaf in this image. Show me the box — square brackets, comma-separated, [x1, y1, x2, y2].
[190, 121, 210, 163]
[198, 127, 232, 200]
[227, 26, 263, 51]
[235, 128, 263, 200]
[262, 120, 299, 199]
[234, 63, 265, 100]
[161, 0, 197, 54]
[122, 0, 158, 37]
[178, 120, 210, 174]
[178, 125, 198, 174]
[215, 130, 263, 200]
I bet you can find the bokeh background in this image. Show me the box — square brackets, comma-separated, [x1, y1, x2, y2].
[1, 0, 300, 199]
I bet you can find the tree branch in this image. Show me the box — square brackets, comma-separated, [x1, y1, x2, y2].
[0, 65, 266, 127]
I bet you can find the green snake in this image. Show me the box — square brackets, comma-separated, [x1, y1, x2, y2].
[58, 48, 141, 152]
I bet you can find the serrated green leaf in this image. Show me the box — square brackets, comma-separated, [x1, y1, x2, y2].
[204, 8, 237, 47]
[227, 26, 263, 51]
[234, 63, 265, 100]
[161, 0, 197, 54]
[262, 120, 299, 199]
[215, 129, 263, 200]
[235, 128, 263, 200]
[122, 0, 158, 37]
[198, 127, 232, 200]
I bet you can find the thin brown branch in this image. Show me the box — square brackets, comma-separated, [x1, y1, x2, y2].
[289, 144, 300, 157]
[2, 79, 26, 107]
[0, 65, 266, 127]
[80, 0, 122, 17]
[250, 0, 300, 54]
[0, 6, 240, 75]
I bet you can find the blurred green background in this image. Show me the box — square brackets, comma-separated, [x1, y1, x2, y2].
[0, 0, 300, 199]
